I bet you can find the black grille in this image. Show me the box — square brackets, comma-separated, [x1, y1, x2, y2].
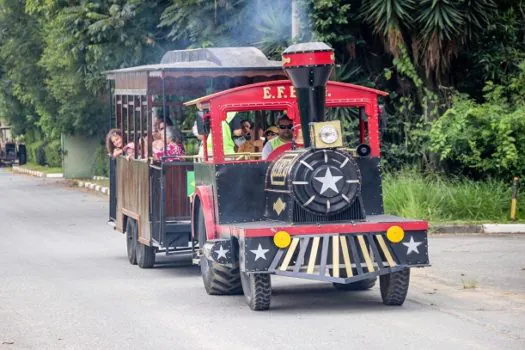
[292, 198, 366, 223]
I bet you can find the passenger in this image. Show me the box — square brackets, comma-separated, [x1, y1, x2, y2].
[123, 141, 141, 160]
[200, 111, 242, 158]
[152, 117, 174, 155]
[153, 126, 185, 162]
[263, 126, 279, 146]
[237, 119, 263, 153]
[106, 129, 125, 158]
[261, 115, 294, 160]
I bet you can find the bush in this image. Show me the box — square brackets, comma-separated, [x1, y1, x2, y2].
[27, 140, 46, 165]
[44, 140, 61, 167]
[92, 145, 109, 177]
[430, 93, 525, 180]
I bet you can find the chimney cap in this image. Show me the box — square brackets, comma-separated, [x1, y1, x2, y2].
[283, 42, 333, 55]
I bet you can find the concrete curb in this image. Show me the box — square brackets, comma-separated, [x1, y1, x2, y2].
[92, 176, 109, 181]
[12, 165, 63, 178]
[431, 224, 525, 234]
[74, 180, 110, 196]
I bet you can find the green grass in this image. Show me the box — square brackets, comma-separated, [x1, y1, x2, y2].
[20, 163, 63, 174]
[383, 169, 524, 224]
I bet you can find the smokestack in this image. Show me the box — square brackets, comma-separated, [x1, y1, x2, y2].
[282, 42, 334, 148]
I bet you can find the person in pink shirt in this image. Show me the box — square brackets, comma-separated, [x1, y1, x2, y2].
[153, 126, 185, 162]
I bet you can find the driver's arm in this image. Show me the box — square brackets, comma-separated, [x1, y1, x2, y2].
[261, 142, 273, 160]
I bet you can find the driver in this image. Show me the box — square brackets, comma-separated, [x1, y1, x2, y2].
[261, 115, 293, 160]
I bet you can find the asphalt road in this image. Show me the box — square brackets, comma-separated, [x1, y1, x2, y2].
[1, 169, 524, 349]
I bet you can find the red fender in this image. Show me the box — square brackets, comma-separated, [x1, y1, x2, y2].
[192, 185, 217, 241]
[266, 142, 292, 162]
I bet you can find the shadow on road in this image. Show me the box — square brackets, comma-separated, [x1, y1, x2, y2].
[269, 283, 393, 312]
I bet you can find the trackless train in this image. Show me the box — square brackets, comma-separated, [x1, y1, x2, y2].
[107, 42, 429, 311]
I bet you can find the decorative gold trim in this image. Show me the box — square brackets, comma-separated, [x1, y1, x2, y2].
[273, 197, 287, 216]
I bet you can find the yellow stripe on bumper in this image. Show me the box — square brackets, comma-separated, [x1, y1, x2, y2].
[272, 234, 398, 278]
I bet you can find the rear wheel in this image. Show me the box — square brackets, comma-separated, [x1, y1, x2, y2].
[240, 272, 272, 311]
[135, 223, 155, 268]
[125, 219, 137, 265]
[380, 268, 410, 305]
[197, 209, 242, 295]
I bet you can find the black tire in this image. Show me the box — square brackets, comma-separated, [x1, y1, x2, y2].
[125, 219, 137, 265]
[380, 268, 410, 306]
[197, 209, 242, 295]
[200, 255, 243, 295]
[240, 272, 271, 311]
[135, 225, 155, 268]
[333, 278, 376, 291]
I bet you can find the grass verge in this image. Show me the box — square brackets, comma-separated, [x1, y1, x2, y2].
[383, 169, 524, 224]
[20, 163, 63, 174]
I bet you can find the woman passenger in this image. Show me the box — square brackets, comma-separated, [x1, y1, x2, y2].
[152, 116, 174, 155]
[153, 126, 185, 162]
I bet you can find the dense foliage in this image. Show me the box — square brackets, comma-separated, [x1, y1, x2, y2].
[0, 0, 524, 180]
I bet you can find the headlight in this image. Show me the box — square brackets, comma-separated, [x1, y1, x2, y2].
[319, 125, 338, 144]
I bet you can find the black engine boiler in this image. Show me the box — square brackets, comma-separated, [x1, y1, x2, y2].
[264, 149, 366, 223]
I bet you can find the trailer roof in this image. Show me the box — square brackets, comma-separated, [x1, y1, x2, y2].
[106, 47, 283, 78]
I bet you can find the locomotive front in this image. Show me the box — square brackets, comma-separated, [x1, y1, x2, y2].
[196, 42, 430, 311]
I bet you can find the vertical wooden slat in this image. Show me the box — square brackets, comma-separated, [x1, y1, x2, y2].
[376, 235, 397, 267]
[332, 235, 340, 277]
[307, 237, 320, 274]
[319, 236, 330, 276]
[133, 96, 138, 159]
[280, 238, 300, 271]
[294, 237, 310, 273]
[357, 235, 375, 272]
[340, 236, 353, 277]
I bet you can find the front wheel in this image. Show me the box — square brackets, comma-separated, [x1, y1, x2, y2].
[197, 209, 242, 295]
[125, 219, 137, 265]
[240, 272, 271, 311]
[200, 255, 242, 295]
[380, 268, 410, 305]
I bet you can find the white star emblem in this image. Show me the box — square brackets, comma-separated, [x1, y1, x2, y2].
[250, 244, 270, 261]
[314, 167, 343, 195]
[402, 236, 422, 255]
[215, 245, 229, 260]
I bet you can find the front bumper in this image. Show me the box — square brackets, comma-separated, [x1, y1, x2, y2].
[238, 231, 429, 284]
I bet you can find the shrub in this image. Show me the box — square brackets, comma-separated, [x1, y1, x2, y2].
[92, 145, 109, 177]
[27, 140, 46, 165]
[44, 140, 62, 167]
[430, 93, 525, 180]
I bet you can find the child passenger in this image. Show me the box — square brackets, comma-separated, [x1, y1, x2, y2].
[106, 129, 125, 158]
